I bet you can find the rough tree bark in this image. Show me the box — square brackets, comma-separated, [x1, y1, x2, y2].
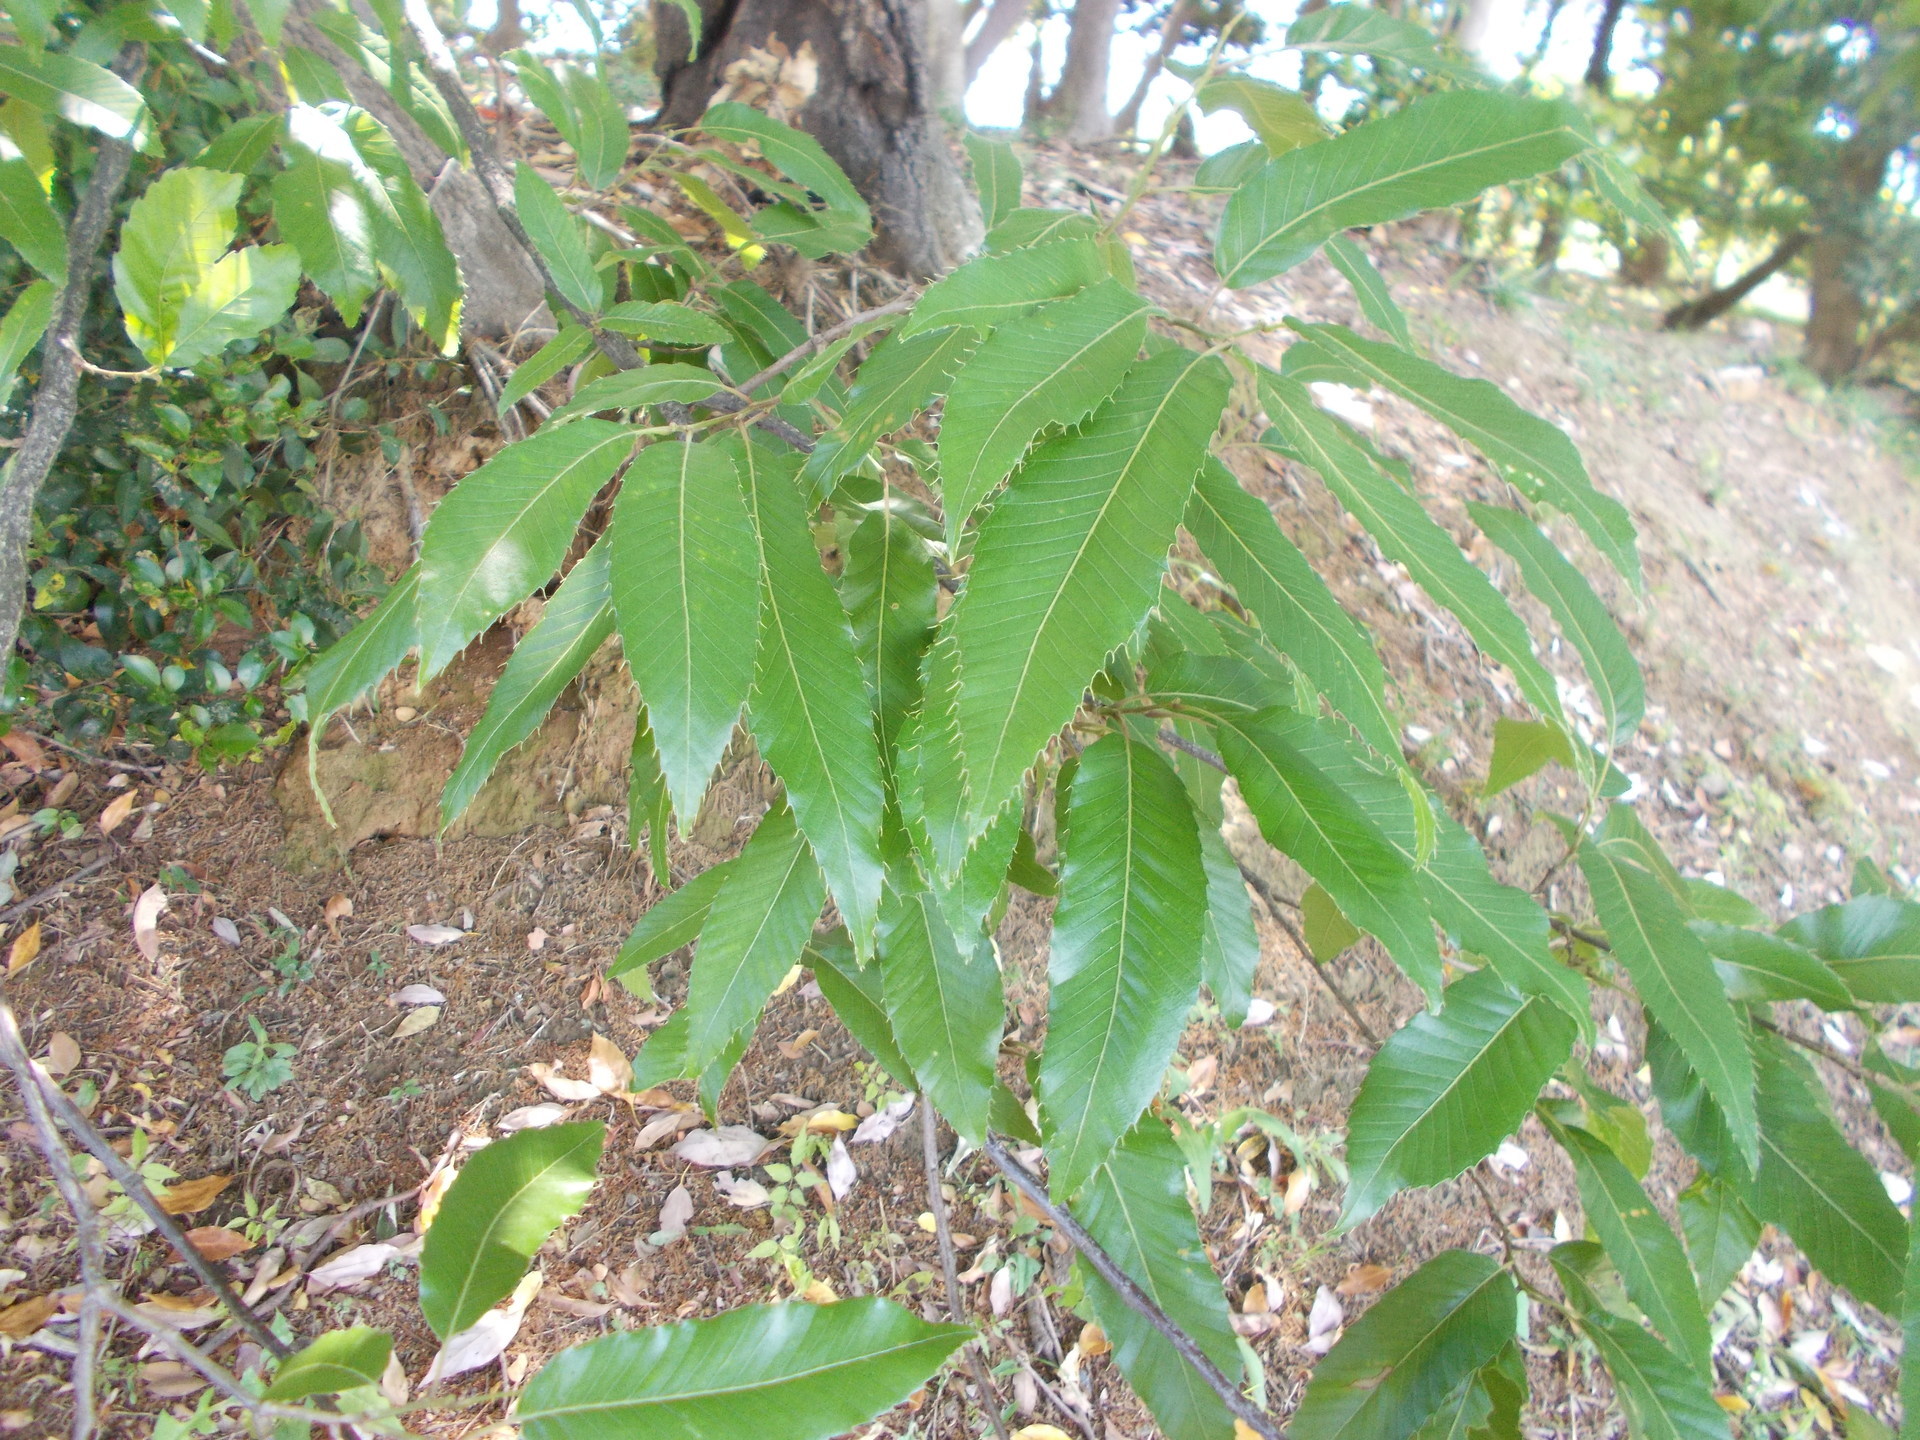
[0, 52, 140, 674]
[1662, 230, 1810, 331]
[1585, 0, 1628, 92]
[964, 0, 1030, 86]
[655, 0, 983, 276]
[1801, 135, 1896, 384]
[1051, 0, 1122, 142]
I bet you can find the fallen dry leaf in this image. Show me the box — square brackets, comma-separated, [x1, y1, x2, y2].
[394, 1006, 441, 1038]
[6, 922, 40, 976]
[1, 732, 45, 767]
[425, 1270, 541, 1383]
[44, 770, 76, 808]
[1306, 1285, 1344, 1354]
[1014, 1427, 1075, 1440]
[0, 1293, 57, 1339]
[799, 1278, 838, 1304]
[134, 1294, 221, 1329]
[528, 1063, 601, 1103]
[656, 1184, 694, 1241]
[391, 984, 446, 1007]
[498, 1103, 571, 1133]
[852, 1092, 916, 1144]
[210, 916, 240, 947]
[1283, 1167, 1313, 1216]
[406, 924, 465, 946]
[777, 1028, 821, 1059]
[1185, 1054, 1218, 1096]
[1244, 997, 1276, 1027]
[324, 894, 353, 935]
[635, 1107, 702, 1149]
[713, 1171, 770, 1209]
[179, 1227, 252, 1262]
[1243, 1282, 1271, 1314]
[155, 1174, 232, 1216]
[542, 1290, 614, 1319]
[527, 927, 548, 951]
[672, 1127, 770, 1168]
[779, 1106, 859, 1137]
[1337, 1264, 1392, 1297]
[98, 789, 137, 836]
[140, 1361, 209, 1399]
[132, 884, 168, 962]
[308, 1243, 399, 1291]
[826, 1137, 856, 1201]
[1078, 1322, 1110, 1357]
[0, 1407, 35, 1430]
[42, 1031, 79, 1078]
[587, 1033, 631, 1094]
[417, 1163, 457, 1233]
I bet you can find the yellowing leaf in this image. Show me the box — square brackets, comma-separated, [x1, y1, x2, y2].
[156, 1174, 232, 1216]
[7, 921, 40, 975]
[180, 1227, 252, 1262]
[587, 1033, 632, 1094]
[0, 1293, 56, 1339]
[395, 1006, 441, 1038]
[98, 789, 136, 835]
[42, 1031, 78, 1078]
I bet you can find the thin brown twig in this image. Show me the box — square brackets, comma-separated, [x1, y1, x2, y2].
[922, 1104, 1013, 1440]
[731, 294, 916, 399]
[1235, 861, 1383, 1046]
[2, 987, 109, 1439]
[981, 1137, 1286, 1440]
[0, 998, 290, 1356]
[0, 854, 112, 924]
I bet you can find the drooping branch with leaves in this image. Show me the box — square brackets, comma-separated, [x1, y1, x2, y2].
[4, 2, 1920, 1438]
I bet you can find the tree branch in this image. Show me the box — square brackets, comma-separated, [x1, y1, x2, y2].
[981, 1136, 1286, 1440]
[0, 997, 291, 1356]
[922, 1104, 1013, 1440]
[0, 45, 144, 668]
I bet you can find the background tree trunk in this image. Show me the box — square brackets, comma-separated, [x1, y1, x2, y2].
[1112, 0, 1194, 140]
[1661, 230, 1809, 331]
[656, 0, 983, 276]
[965, 0, 1030, 86]
[1051, 0, 1121, 142]
[1455, 0, 1498, 59]
[1585, 0, 1628, 91]
[1804, 233, 1865, 383]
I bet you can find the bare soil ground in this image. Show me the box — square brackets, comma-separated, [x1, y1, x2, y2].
[3, 152, 1918, 1439]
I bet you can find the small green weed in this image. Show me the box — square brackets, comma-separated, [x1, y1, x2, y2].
[223, 1017, 295, 1100]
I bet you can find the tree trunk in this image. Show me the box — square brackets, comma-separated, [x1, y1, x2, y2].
[1112, 0, 1194, 140]
[1585, 0, 1627, 92]
[1804, 232, 1865, 383]
[1532, 203, 1566, 279]
[482, 0, 523, 54]
[1661, 230, 1809, 331]
[1051, 0, 1120, 143]
[965, 0, 1029, 86]
[1617, 235, 1670, 288]
[1456, 0, 1498, 59]
[655, 0, 983, 277]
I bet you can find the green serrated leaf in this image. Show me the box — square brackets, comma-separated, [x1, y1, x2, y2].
[1293, 1250, 1516, 1440]
[553, 362, 722, 421]
[1216, 91, 1585, 288]
[112, 166, 240, 366]
[442, 539, 613, 828]
[1302, 881, 1361, 960]
[1284, 5, 1480, 77]
[516, 160, 604, 315]
[1579, 814, 1757, 1173]
[300, 566, 420, 723]
[1778, 894, 1920, 1004]
[1218, 707, 1440, 1000]
[1195, 74, 1325, 155]
[1075, 1120, 1241, 1440]
[878, 880, 1001, 1145]
[902, 238, 1109, 337]
[499, 326, 595, 415]
[1484, 717, 1576, 798]
[1750, 1034, 1905, 1313]
[734, 435, 886, 955]
[610, 438, 760, 824]
[953, 349, 1229, 836]
[1258, 372, 1566, 729]
[416, 420, 631, 679]
[598, 300, 730, 347]
[800, 326, 976, 499]
[339, 106, 462, 353]
[1284, 326, 1638, 588]
[700, 102, 872, 258]
[1688, 921, 1852, 1009]
[842, 503, 938, 765]
[1324, 234, 1410, 348]
[264, 1325, 393, 1401]
[985, 207, 1101, 252]
[167, 242, 300, 369]
[609, 859, 735, 986]
[964, 132, 1023, 231]
[1184, 457, 1399, 762]
[685, 802, 825, 1076]
[1544, 1117, 1711, 1376]
[510, 52, 628, 191]
[1038, 731, 1206, 1198]
[938, 280, 1151, 551]
[519, 1298, 969, 1440]
[1677, 1174, 1759, 1310]
[0, 156, 63, 282]
[0, 277, 53, 410]
[0, 45, 152, 147]
[808, 930, 915, 1086]
[1341, 968, 1573, 1227]
[419, 1121, 603, 1339]
[1550, 1243, 1728, 1440]
[1468, 503, 1645, 743]
[271, 144, 377, 331]
[1199, 826, 1258, 1027]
